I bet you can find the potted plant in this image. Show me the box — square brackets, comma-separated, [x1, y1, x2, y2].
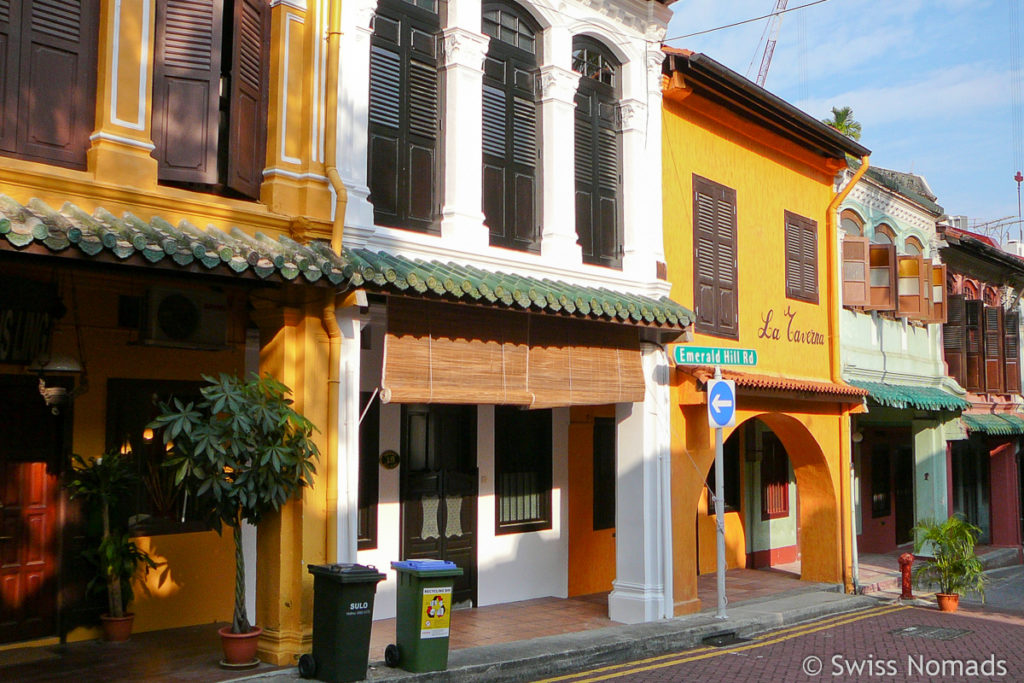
[149, 373, 319, 666]
[66, 451, 157, 641]
[912, 515, 987, 613]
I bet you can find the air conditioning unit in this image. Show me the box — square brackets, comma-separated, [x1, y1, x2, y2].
[144, 288, 228, 348]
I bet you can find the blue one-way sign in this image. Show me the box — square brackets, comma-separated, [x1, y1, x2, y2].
[707, 379, 736, 428]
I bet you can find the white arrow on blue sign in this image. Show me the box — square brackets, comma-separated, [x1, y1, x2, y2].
[707, 379, 736, 428]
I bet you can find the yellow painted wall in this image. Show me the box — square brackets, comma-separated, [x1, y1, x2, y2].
[662, 87, 851, 614]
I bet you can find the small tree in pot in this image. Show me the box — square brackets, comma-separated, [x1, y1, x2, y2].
[66, 451, 157, 641]
[150, 373, 319, 663]
[912, 514, 987, 612]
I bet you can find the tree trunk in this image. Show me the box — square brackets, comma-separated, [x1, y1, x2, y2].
[232, 513, 250, 633]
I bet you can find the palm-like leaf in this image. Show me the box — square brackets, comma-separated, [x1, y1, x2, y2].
[822, 105, 862, 141]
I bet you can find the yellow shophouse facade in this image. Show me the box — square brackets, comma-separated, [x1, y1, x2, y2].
[0, 0, 349, 663]
[660, 49, 871, 614]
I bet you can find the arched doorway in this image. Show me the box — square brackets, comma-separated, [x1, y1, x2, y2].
[695, 413, 840, 583]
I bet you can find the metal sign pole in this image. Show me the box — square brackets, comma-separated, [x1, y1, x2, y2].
[713, 365, 727, 619]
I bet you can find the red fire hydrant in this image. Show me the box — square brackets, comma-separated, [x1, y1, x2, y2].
[898, 552, 915, 599]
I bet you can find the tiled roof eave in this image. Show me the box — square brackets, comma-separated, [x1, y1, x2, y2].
[0, 195, 695, 330]
[846, 380, 972, 412]
[680, 366, 869, 399]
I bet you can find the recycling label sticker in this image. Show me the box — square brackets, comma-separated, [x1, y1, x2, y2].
[420, 586, 452, 639]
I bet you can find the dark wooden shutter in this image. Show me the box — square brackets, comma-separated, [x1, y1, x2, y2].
[965, 298, 984, 392]
[225, 0, 269, 198]
[153, 0, 224, 185]
[5, 0, 97, 168]
[943, 293, 966, 386]
[0, 0, 18, 153]
[1005, 309, 1021, 394]
[867, 243, 896, 310]
[574, 38, 621, 269]
[841, 236, 870, 307]
[482, 24, 538, 252]
[693, 174, 738, 339]
[784, 211, 818, 304]
[984, 305, 1004, 393]
[357, 391, 379, 550]
[368, 0, 438, 232]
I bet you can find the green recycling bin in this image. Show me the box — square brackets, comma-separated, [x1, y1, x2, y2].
[299, 563, 385, 683]
[385, 559, 464, 673]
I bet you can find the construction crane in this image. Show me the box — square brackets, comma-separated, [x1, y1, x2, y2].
[755, 0, 789, 87]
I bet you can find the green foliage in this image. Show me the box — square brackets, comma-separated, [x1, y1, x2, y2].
[822, 105, 862, 141]
[912, 515, 987, 599]
[66, 452, 156, 618]
[149, 373, 320, 633]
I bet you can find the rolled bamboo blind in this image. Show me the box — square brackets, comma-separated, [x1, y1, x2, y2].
[381, 298, 644, 407]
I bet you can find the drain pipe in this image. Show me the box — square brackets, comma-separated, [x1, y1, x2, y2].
[827, 155, 869, 593]
[321, 0, 347, 562]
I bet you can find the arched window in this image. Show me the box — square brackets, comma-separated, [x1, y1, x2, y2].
[963, 280, 979, 300]
[572, 36, 622, 268]
[904, 236, 923, 256]
[872, 223, 894, 245]
[367, 0, 440, 232]
[840, 209, 863, 236]
[482, 2, 539, 251]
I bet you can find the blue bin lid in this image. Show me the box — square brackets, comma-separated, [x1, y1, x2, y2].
[391, 559, 458, 571]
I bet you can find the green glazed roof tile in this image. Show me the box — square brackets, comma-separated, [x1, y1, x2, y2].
[961, 413, 1024, 435]
[847, 380, 971, 412]
[0, 194, 694, 329]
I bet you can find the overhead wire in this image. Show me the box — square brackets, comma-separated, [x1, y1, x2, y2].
[663, 0, 833, 44]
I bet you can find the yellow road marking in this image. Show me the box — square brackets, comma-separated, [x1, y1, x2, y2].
[534, 604, 908, 683]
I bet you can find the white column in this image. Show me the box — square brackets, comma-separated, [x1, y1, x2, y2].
[338, 0, 376, 239]
[438, 26, 490, 249]
[620, 50, 666, 280]
[609, 343, 671, 624]
[538, 63, 582, 264]
[913, 419, 948, 525]
[242, 328, 260, 620]
[336, 307, 363, 562]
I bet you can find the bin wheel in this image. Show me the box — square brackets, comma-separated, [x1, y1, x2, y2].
[384, 643, 401, 667]
[298, 653, 317, 678]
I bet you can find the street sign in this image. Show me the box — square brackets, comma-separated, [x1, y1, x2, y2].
[672, 345, 757, 367]
[707, 379, 736, 428]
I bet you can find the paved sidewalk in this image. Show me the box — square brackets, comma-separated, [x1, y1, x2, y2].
[238, 586, 877, 683]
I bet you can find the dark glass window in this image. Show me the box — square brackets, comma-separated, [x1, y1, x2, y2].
[707, 431, 741, 513]
[494, 406, 552, 533]
[592, 417, 615, 531]
[357, 391, 380, 550]
[105, 379, 207, 536]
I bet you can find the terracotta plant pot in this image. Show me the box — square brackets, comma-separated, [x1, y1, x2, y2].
[100, 613, 135, 642]
[936, 593, 960, 613]
[218, 625, 263, 668]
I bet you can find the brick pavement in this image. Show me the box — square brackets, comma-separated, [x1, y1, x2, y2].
[543, 603, 1024, 682]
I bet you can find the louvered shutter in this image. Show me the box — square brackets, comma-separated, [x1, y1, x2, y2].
[153, 0, 224, 184]
[1004, 309, 1021, 393]
[16, 0, 98, 168]
[867, 243, 896, 310]
[926, 264, 947, 323]
[841, 236, 870, 307]
[0, 0, 18, 152]
[943, 293, 967, 386]
[482, 35, 537, 252]
[897, 255, 926, 317]
[225, 0, 269, 198]
[984, 305, 1004, 393]
[784, 211, 818, 304]
[574, 42, 621, 270]
[368, 1, 438, 232]
[965, 298, 984, 392]
[693, 174, 738, 339]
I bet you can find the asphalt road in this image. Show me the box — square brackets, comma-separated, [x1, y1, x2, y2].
[535, 598, 1024, 682]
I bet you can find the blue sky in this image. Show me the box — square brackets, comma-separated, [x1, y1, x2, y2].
[665, 0, 1020, 239]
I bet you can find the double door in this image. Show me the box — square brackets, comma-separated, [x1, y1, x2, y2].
[401, 405, 477, 607]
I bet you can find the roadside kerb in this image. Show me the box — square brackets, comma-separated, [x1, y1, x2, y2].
[234, 586, 879, 683]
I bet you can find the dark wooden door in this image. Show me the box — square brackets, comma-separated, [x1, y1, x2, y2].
[0, 375, 65, 643]
[401, 405, 477, 607]
[893, 446, 915, 545]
